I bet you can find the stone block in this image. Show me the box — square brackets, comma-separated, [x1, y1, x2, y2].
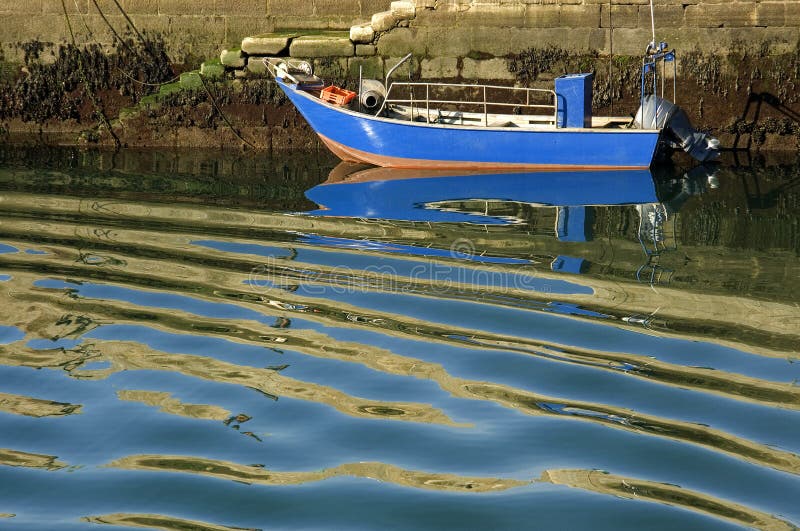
[215, 0, 266, 15]
[640, 5, 684, 28]
[466, 26, 520, 57]
[584, 0, 649, 4]
[312, 57, 348, 78]
[762, 27, 800, 54]
[566, 27, 608, 51]
[524, 5, 560, 28]
[269, 0, 313, 16]
[224, 16, 276, 46]
[201, 59, 225, 79]
[42, 0, 87, 13]
[383, 55, 416, 78]
[2, 14, 71, 43]
[421, 56, 458, 79]
[245, 56, 270, 75]
[371, 11, 397, 32]
[220, 48, 246, 67]
[560, 4, 601, 28]
[460, 5, 525, 28]
[360, 0, 389, 16]
[468, 27, 565, 57]
[316, 0, 360, 16]
[412, 7, 457, 27]
[390, 1, 416, 20]
[128, 13, 170, 37]
[159, 0, 215, 15]
[602, 4, 639, 28]
[355, 44, 377, 56]
[419, 26, 471, 57]
[0, 0, 42, 14]
[120, 0, 158, 15]
[413, 0, 435, 8]
[788, 3, 800, 27]
[606, 27, 651, 55]
[348, 56, 383, 78]
[684, 3, 757, 28]
[461, 58, 515, 81]
[757, 3, 786, 27]
[376, 27, 425, 56]
[241, 33, 295, 55]
[658, 26, 714, 50]
[350, 23, 375, 44]
[72, 14, 123, 44]
[166, 15, 226, 46]
[290, 35, 354, 58]
[276, 14, 358, 31]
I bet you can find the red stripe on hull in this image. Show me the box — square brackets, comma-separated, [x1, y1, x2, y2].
[317, 133, 648, 171]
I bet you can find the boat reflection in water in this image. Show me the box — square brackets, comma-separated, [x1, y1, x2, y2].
[305, 162, 718, 279]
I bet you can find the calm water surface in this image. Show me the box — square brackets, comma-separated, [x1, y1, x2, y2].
[0, 148, 798, 530]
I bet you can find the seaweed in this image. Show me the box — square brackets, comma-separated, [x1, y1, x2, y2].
[506, 45, 570, 85]
[0, 34, 174, 125]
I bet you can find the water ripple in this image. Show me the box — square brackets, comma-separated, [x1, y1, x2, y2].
[1, 152, 799, 529]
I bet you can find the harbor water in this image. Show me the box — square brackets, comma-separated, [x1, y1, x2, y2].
[0, 147, 798, 530]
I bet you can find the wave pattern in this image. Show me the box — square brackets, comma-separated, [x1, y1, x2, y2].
[0, 151, 799, 530]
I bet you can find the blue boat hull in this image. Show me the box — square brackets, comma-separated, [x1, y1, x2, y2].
[277, 79, 661, 169]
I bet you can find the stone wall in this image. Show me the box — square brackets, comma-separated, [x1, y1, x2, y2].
[1, 0, 798, 66]
[417, 0, 800, 57]
[0, 1, 391, 61]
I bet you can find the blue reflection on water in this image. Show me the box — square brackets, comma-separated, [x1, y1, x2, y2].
[33, 279, 281, 325]
[298, 234, 531, 265]
[191, 239, 590, 296]
[191, 240, 293, 259]
[26, 338, 83, 350]
[0, 325, 24, 344]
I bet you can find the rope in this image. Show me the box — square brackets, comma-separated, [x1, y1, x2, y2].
[108, 0, 154, 59]
[70, 0, 256, 150]
[114, 66, 181, 86]
[78, 0, 179, 88]
[72, 0, 95, 38]
[60, 0, 121, 148]
[197, 74, 258, 150]
[87, 0, 137, 56]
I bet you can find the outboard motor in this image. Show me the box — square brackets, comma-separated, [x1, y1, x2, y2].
[359, 79, 387, 113]
[634, 95, 720, 162]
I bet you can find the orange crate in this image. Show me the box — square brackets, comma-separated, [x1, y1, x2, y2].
[320, 85, 356, 106]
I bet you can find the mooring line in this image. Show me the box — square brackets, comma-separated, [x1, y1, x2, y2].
[60, 0, 121, 148]
[198, 74, 259, 150]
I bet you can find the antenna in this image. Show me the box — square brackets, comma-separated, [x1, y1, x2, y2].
[649, 0, 656, 49]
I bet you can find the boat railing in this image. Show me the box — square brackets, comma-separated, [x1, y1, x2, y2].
[640, 41, 678, 125]
[380, 82, 558, 126]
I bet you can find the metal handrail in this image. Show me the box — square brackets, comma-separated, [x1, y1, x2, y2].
[640, 42, 678, 128]
[382, 82, 558, 126]
[385, 53, 413, 91]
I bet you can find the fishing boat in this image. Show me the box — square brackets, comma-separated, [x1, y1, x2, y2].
[270, 38, 719, 170]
